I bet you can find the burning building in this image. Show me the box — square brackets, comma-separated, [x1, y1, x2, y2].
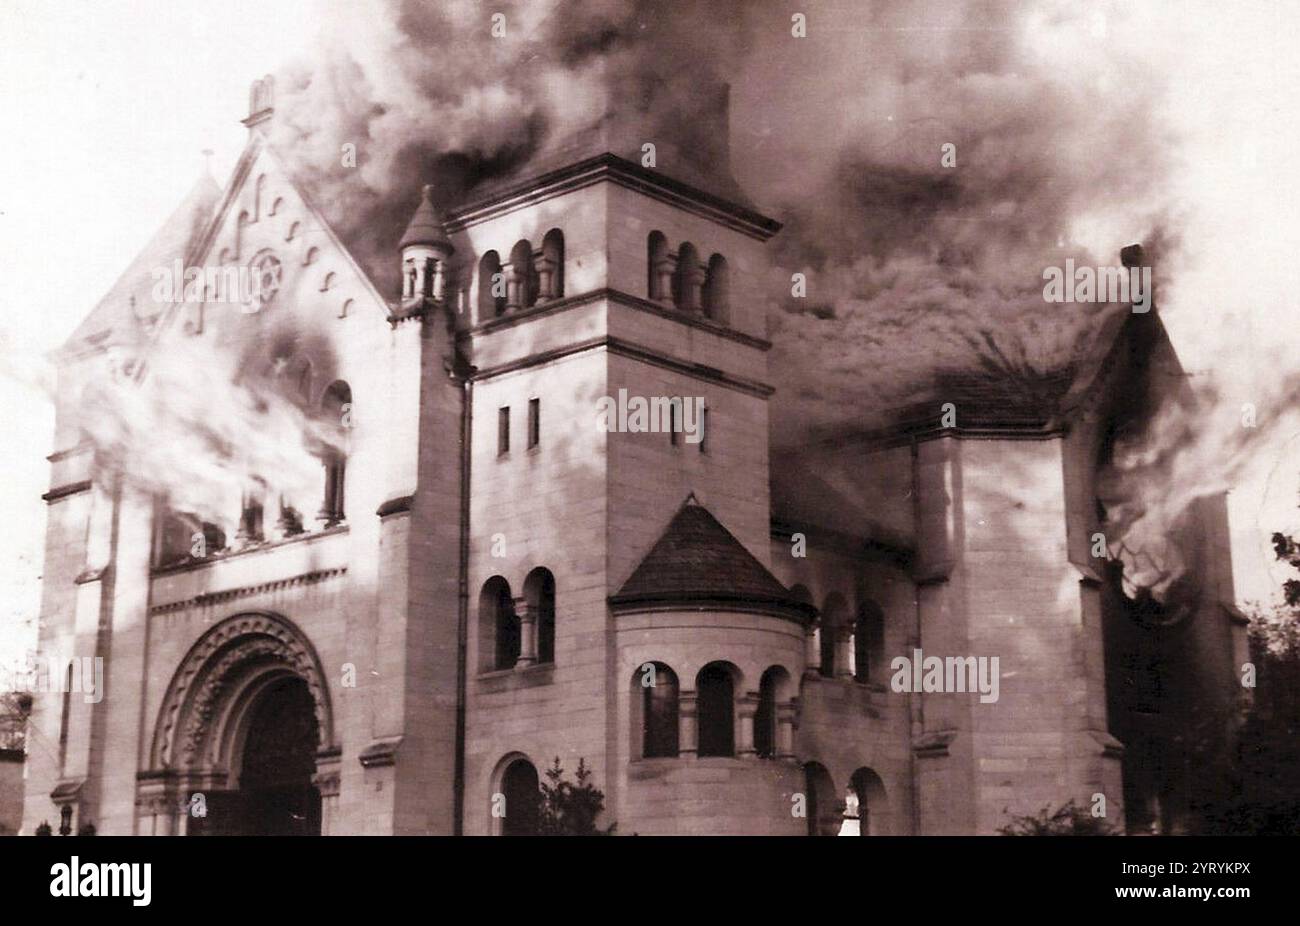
[21, 65, 1245, 835]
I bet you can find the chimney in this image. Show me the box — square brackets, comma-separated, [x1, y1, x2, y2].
[242, 75, 275, 133]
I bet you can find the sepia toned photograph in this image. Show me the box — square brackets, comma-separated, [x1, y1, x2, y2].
[0, 0, 1296, 900]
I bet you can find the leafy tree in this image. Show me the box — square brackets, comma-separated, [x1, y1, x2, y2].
[998, 801, 1118, 836]
[537, 757, 615, 836]
[0, 691, 31, 752]
[1194, 512, 1300, 834]
[34, 821, 52, 836]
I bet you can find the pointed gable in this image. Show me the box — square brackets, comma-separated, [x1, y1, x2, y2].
[611, 497, 813, 622]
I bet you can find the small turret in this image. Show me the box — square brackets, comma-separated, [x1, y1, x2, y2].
[400, 185, 454, 302]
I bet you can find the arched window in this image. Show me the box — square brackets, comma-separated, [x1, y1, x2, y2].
[253, 175, 266, 221]
[820, 593, 848, 678]
[319, 381, 350, 527]
[524, 567, 556, 664]
[639, 662, 679, 758]
[849, 767, 887, 836]
[58, 662, 72, 771]
[479, 577, 519, 672]
[702, 253, 729, 322]
[508, 239, 536, 310]
[854, 600, 885, 684]
[755, 666, 789, 759]
[647, 231, 672, 302]
[803, 762, 838, 836]
[500, 758, 540, 836]
[478, 250, 505, 319]
[235, 211, 250, 260]
[539, 229, 564, 301]
[673, 242, 701, 313]
[696, 662, 736, 757]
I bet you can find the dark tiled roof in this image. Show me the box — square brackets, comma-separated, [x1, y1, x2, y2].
[398, 185, 452, 250]
[611, 498, 812, 621]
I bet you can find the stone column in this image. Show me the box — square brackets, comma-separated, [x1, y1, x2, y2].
[534, 253, 556, 302]
[678, 692, 699, 757]
[805, 625, 821, 676]
[681, 262, 706, 313]
[737, 693, 759, 757]
[654, 255, 676, 305]
[506, 263, 527, 311]
[313, 748, 342, 836]
[514, 598, 537, 668]
[835, 626, 854, 679]
[776, 702, 798, 759]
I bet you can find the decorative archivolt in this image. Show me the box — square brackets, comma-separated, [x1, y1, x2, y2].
[150, 611, 334, 771]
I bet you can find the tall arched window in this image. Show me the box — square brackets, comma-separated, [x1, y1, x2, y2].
[849, 767, 887, 836]
[674, 242, 701, 313]
[803, 762, 838, 836]
[500, 758, 540, 836]
[820, 593, 848, 678]
[639, 662, 680, 758]
[854, 600, 885, 684]
[539, 229, 564, 301]
[702, 253, 729, 322]
[478, 250, 505, 319]
[696, 662, 736, 757]
[479, 576, 519, 672]
[524, 567, 556, 664]
[647, 231, 672, 302]
[58, 662, 72, 771]
[319, 381, 350, 527]
[253, 175, 266, 221]
[755, 666, 787, 759]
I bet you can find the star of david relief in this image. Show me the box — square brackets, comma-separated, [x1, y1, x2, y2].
[247, 249, 283, 308]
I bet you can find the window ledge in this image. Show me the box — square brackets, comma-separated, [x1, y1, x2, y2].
[474, 661, 556, 692]
[151, 523, 349, 575]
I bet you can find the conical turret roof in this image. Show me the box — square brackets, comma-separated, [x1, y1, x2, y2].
[399, 184, 452, 251]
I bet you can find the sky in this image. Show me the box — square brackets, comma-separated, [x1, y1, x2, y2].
[1, 0, 1298, 664]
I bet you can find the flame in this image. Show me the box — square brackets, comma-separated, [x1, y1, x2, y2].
[75, 314, 343, 541]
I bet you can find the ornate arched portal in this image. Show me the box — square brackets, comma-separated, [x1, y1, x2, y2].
[137, 612, 339, 836]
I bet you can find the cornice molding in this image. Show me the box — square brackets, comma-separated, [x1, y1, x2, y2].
[471, 332, 775, 399]
[148, 567, 347, 615]
[446, 154, 782, 242]
[460, 287, 771, 351]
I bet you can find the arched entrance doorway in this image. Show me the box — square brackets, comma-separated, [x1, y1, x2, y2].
[204, 677, 322, 835]
[500, 758, 540, 836]
[143, 612, 337, 837]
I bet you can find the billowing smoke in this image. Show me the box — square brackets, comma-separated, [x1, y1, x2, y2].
[263, 0, 1201, 595]
[77, 313, 346, 543]
[49, 0, 1290, 598]
[268, 0, 751, 293]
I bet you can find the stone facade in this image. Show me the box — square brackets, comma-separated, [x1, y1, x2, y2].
[19, 87, 1244, 837]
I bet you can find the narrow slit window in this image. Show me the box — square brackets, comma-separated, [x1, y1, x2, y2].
[527, 398, 540, 449]
[498, 407, 510, 456]
[670, 398, 680, 446]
